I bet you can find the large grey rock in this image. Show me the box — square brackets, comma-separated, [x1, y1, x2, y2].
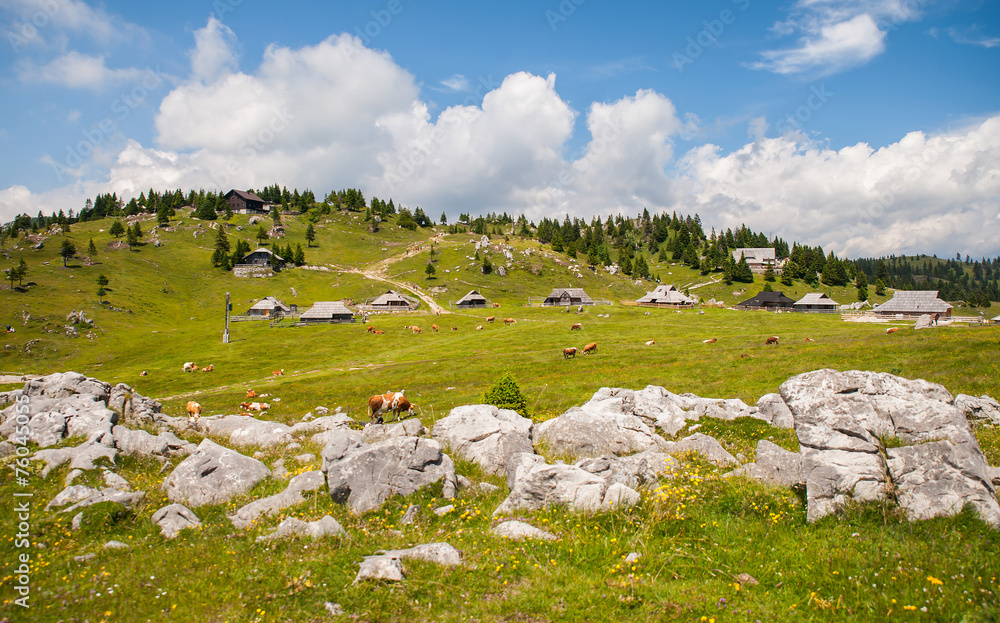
[955, 394, 1000, 426]
[230, 470, 326, 529]
[290, 414, 355, 435]
[492, 520, 557, 541]
[311, 427, 363, 448]
[256, 515, 345, 542]
[113, 425, 194, 458]
[601, 482, 641, 510]
[431, 405, 534, 476]
[534, 406, 667, 459]
[58, 488, 145, 514]
[661, 433, 738, 467]
[109, 384, 163, 426]
[322, 437, 457, 514]
[756, 394, 795, 429]
[21, 372, 110, 403]
[162, 439, 271, 507]
[151, 504, 201, 539]
[33, 439, 117, 478]
[494, 457, 612, 516]
[47, 485, 101, 510]
[574, 451, 677, 490]
[199, 415, 294, 448]
[914, 314, 934, 330]
[726, 440, 804, 487]
[781, 369, 1000, 527]
[361, 418, 426, 444]
[354, 556, 404, 583]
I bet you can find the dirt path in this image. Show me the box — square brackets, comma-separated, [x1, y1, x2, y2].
[345, 244, 450, 315]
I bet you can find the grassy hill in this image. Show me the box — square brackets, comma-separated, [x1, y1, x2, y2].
[1, 209, 999, 622]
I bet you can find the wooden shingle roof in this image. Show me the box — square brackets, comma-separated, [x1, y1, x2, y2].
[874, 291, 952, 314]
[300, 301, 354, 319]
[794, 293, 839, 307]
[636, 284, 694, 305]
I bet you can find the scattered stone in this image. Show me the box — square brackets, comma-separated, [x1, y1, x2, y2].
[291, 413, 354, 435]
[914, 314, 934, 330]
[71, 512, 84, 531]
[478, 482, 499, 493]
[955, 394, 1000, 426]
[755, 393, 795, 429]
[575, 451, 677, 490]
[151, 504, 202, 539]
[113, 425, 194, 458]
[256, 515, 346, 542]
[103, 540, 128, 550]
[495, 455, 612, 515]
[534, 405, 668, 459]
[737, 573, 759, 586]
[294, 453, 316, 463]
[354, 555, 404, 583]
[434, 505, 454, 516]
[74, 554, 96, 563]
[162, 439, 271, 507]
[431, 405, 534, 476]
[199, 415, 294, 448]
[625, 552, 640, 563]
[324, 603, 343, 616]
[33, 440, 117, 479]
[401, 505, 419, 525]
[492, 520, 557, 541]
[65, 469, 83, 485]
[102, 471, 131, 491]
[312, 427, 363, 448]
[361, 418, 427, 444]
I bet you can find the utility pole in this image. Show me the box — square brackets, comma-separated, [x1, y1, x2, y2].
[223, 291, 231, 344]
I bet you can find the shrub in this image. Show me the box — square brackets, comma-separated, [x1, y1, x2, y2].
[483, 372, 529, 417]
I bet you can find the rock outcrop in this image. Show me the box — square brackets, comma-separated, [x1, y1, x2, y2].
[230, 470, 326, 529]
[781, 369, 1000, 527]
[321, 436, 457, 514]
[431, 405, 534, 476]
[162, 439, 270, 507]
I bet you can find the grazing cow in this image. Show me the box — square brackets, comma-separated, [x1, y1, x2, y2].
[886, 327, 899, 334]
[431, 324, 439, 332]
[583, 342, 598, 355]
[765, 336, 779, 345]
[368, 391, 414, 424]
[240, 402, 269, 411]
[140, 370, 148, 376]
[451, 327, 458, 331]
[493, 302, 501, 308]
[373, 329, 385, 334]
[411, 326, 423, 334]
[272, 369, 284, 376]
[183, 362, 195, 372]
[645, 340, 655, 346]
[246, 389, 257, 398]
[571, 323, 582, 331]
[563, 347, 577, 359]
[476, 325, 483, 330]
[201, 364, 214, 372]
[503, 318, 516, 326]
[192, 364, 200, 372]
[805, 338, 815, 342]
[486, 316, 496, 324]
[185, 401, 201, 423]
[703, 338, 717, 344]
[366, 325, 376, 333]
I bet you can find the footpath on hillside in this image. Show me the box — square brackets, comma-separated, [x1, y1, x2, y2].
[344, 243, 449, 315]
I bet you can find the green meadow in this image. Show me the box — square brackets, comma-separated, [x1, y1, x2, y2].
[1, 210, 998, 622]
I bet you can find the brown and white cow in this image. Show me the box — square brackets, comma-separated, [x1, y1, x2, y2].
[492, 302, 501, 308]
[571, 323, 582, 331]
[503, 318, 516, 326]
[366, 325, 376, 333]
[886, 327, 899, 334]
[486, 316, 496, 324]
[185, 401, 201, 426]
[201, 364, 214, 372]
[240, 401, 270, 411]
[703, 338, 717, 344]
[272, 369, 284, 376]
[411, 326, 423, 334]
[368, 391, 414, 424]
[645, 339, 655, 346]
[765, 336, 779, 345]
[563, 347, 577, 359]
[583, 342, 598, 355]
[431, 324, 439, 332]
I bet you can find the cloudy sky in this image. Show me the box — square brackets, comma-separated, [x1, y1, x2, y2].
[1, 0, 998, 258]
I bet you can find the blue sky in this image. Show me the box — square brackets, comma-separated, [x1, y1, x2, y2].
[1, 0, 998, 257]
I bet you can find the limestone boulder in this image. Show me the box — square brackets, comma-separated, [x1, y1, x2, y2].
[914, 314, 934, 330]
[33, 439, 117, 478]
[726, 440, 804, 488]
[256, 515, 345, 542]
[311, 427, 363, 448]
[199, 415, 294, 448]
[151, 504, 201, 539]
[322, 437, 457, 514]
[162, 439, 271, 507]
[22, 372, 110, 403]
[492, 520, 557, 541]
[431, 405, 534, 476]
[230, 470, 326, 529]
[755, 394, 795, 429]
[113, 425, 194, 458]
[534, 406, 667, 459]
[955, 394, 1000, 426]
[291, 413, 355, 435]
[574, 451, 677, 490]
[781, 369, 1000, 527]
[361, 418, 426, 444]
[495, 458, 617, 516]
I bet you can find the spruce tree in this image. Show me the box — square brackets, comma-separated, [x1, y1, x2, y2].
[305, 223, 316, 247]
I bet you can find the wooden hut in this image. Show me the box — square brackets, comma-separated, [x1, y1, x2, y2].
[299, 301, 355, 324]
[736, 291, 795, 311]
[368, 290, 417, 311]
[247, 296, 291, 318]
[224, 189, 267, 215]
[793, 293, 840, 313]
[873, 291, 953, 319]
[238, 248, 284, 267]
[454, 290, 489, 309]
[542, 288, 595, 307]
[636, 284, 695, 308]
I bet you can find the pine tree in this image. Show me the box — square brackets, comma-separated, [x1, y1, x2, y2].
[305, 223, 316, 247]
[60, 239, 76, 266]
[482, 372, 529, 417]
[482, 256, 493, 275]
[88, 238, 97, 261]
[425, 262, 436, 278]
[109, 220, 125, 238]
[293, 244, 305, 266]
[734, 255, 754, 283]
[764, 265, 776, 282]
[125, 226, 137, 251]
[856, 271, 869, 302]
